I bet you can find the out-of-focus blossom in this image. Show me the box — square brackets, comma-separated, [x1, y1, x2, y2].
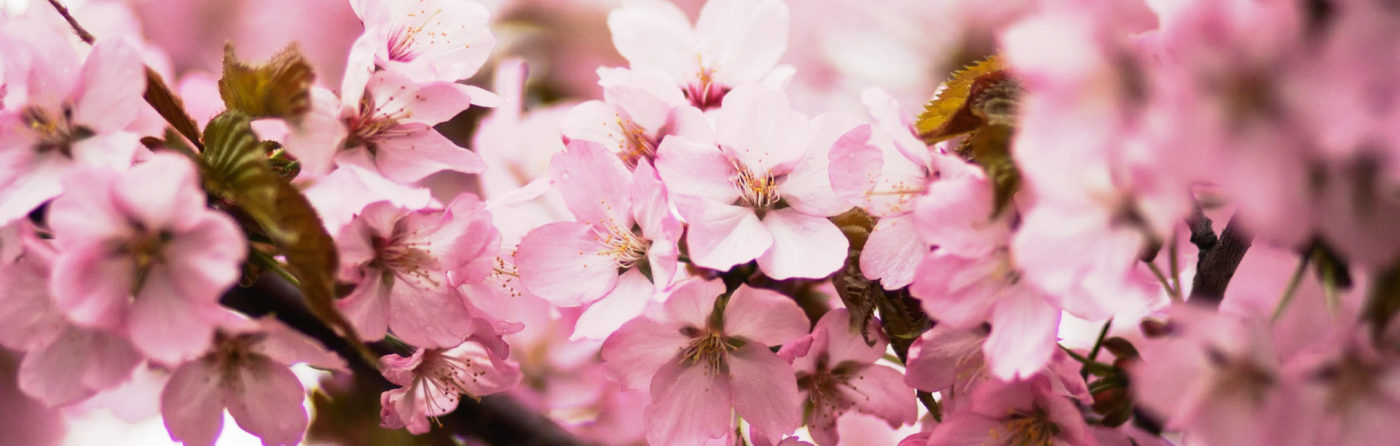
[0, 35, 143, 225]
[344, 0, 495, 95]
[336, 194, 499, 348]
[919, 374, 1097, 446]
[655, 85, 848, 279]
[600, 279, 808, 445]
[782, 309, 916, 445]
[902, 324, 989, 412]
[47, 154, 245, 364]
[378, 336, 523, 434]
[160, 317, 343, 446]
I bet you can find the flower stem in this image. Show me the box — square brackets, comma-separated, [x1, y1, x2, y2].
[1271, 253, 1311, 322]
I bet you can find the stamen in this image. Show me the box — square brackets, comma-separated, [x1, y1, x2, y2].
[679, 331, 738, 374]
[594, 222, 651, 269]
[732, 163, 781, 211]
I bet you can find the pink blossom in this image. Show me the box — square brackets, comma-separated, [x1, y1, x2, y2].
[910, 249, 1061, 380]
[608, 0, 790, 108]
[0, 35, 143, 225]
[345, 0, 494, 91]
[287, 70, 486, 183]
[600, 279, 809, 445]
[783, 309, 916, 446]
[902, 324, 990, 411]
[160, 318, 342, 446]
[560, 66, 706, 167]
[378, 337, 523, 434]
[516, 140, 681, 339]
[654, 85, 848, 279]
[336, 194, 500, 348]
[47, 153, 246, 364]
[920, 374, 1097, 446]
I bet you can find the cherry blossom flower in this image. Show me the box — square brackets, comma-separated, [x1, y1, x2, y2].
[516, 140, 681, 339]
[0, 35, 143, 225]
[608, 0, 790, 108]
[782, 309, 916, 446]
[902, 324, 990, 411]
[600, 279, 808, 445]
[345, 0, 494, 92]
[560, 66, 707, 167]
[378, 336, 523, 434]
[160, 317, 344, 446]
[336, 194, 500, 348]
[654, 85, 849, 279]
[919, 374, 1097, 446]
[47, 153, 245, 364]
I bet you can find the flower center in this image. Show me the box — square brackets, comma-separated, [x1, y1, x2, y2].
[415, 349, 488, 416]
[616, 116, 656, 168]
[595, 223, 651, 270]
[998, 407, 1059, 446]
[733, 164, 781, 212]
[679, 330, 739, 374]
[23, 105, 90, 157]
[370, 235, 437, 286]
[112, 228, 172, 293]
[685, 58, 728, 109]
[386, 8, 445, 62]
[345, 94, 410, 152]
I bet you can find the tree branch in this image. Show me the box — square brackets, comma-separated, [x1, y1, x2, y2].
[222, 274, 590, 446]
[1188, 216, 1253, 306]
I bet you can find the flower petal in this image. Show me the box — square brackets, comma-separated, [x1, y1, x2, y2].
[677, 197, 772, 272]
[128, 265, 220, 364]
[728, 343, 802, 442]
[645, 360, 734, 446]
[756, 209, 847, 280]
[517, 222, 620, 307]
[225, 356, 309, 446]
[723, 285, 808, 346]
[572, 270, 655, 341]
[160, 358, 226, 446]
[601, 317, 691, 390]
[370, 126, 486, 183]
[337, 273, 392, 342]
[73, 38, 145, 132]
[859, 215, 929, 290]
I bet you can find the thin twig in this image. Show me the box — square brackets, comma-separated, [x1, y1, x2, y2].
[45, 0, 94, 44]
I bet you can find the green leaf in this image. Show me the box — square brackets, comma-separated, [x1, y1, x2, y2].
[200, 111, 366, 356]
[915, 55, 1006, 144]
[219, 43, 316, 120]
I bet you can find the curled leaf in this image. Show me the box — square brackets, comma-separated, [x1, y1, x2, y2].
[219, 43, 316, 120]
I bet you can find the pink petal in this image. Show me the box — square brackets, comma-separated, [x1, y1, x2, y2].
[129, 265, 220, 364]
[922, 411, 1004, 446]
[607, 0, 697, 82]
[559, 101, 634, 161]
[655, 136, 740, 204]
[549, 140, 633, 227]
[73, 38, 145, 132]
[161, 358, 226, 446]
[903, 325, 987, 393]
[728, 343, 802, 442]
[572, 270, 655, 341]
[984, 290, 1061, 380]
[645, 360, 734, 446]
[860, 87, 931, 170]
[779, 123, 851, 217]
[909, 253, 1000, 329]
[599, 66, 688, 132]
[67, 131, 140, 170]
[517, 222, 620, 307]
[49, 242, 133, 330]
[714, 85, 809, 174]
[860, 215, 929, 290]
[723, 285, 809, 346]
[662, 278, 727, 329]
[19, 327, 141, 407]
[370, 126, 486, 183]
[224, 356, 309, 446]
[756, 209, 847, 280]
[337, 273, 392, 342]
[252, 318, 346, 371]
[0, 254, 67, 351]
[601, 317, 691, 391]
[161, 212, 246, 304]
[841, 365, 917, 428]
[814, 308, 885, 366]
[45, 166, 125, 243]
[694, 0, 788, 85]
[678, 197, 773, 272]
[0, 154, 66, 226]
[386, 278, 475, 348]
[369, 71, 471, 125]
[283, 87, 348, 178]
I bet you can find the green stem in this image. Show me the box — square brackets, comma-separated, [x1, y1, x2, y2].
[1169, 232, 1183, 299]
[1082, 319, 1113, 380]
[1146, 262, 1180, 302]
[1271, 253, 1311, 322]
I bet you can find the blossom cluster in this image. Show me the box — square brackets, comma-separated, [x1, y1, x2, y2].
[2, 0, 1400, 445]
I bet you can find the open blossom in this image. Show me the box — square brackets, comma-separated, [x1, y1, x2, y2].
[0, 233, 142, 407]
[160, 317, 345, 446]
[919, 374, 1098, 446]
[600, 279, 808, 445]
[655, 85, 849, 279]
[344, 0, 494, 95]
[608, 0, 790, 108]
[47, 153, 245, 364]
[902, 324, 990, 411]
[0, 35, 143, 225]
[560, 66, 707, 168]
[379, 335, 523, 434]
[516, 140, 681, 339]
[286, 70, 486, 183]
[782, 309, 916, 446]
[336, 194, 499, 348]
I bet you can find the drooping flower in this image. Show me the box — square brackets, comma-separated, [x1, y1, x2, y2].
[46, 153, 246, 364]
[516, 140, 681, 339]
[378, 336, 523, 434]
[336, 194, 500, 348]
[600, 279, 809, 445]
[782, 309, 916, 446]
[607, 0, 790, 109]
[160, 317, 344, 446]
[654, 85, 849, 279]
[0, 35, 144, 225]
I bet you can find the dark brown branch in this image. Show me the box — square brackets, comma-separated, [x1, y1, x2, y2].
[1188, 216, 1253, 306]
[222, 274, 590, 446]
[45, 0, 94, 44]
